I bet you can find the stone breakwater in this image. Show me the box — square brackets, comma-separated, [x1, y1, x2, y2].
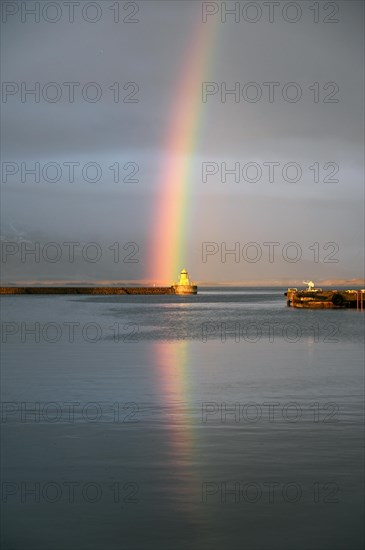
[0, 286, 198, 295]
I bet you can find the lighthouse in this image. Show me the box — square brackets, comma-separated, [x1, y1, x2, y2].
[172, 269, 198, 295]
[178, 268, 190, 286]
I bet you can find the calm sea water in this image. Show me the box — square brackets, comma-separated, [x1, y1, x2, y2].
[1, 288, 364, 550]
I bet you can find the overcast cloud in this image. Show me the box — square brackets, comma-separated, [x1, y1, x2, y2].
[1, 0, 364, 283]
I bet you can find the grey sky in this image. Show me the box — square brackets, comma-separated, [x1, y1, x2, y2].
[1, 0, 364, 283]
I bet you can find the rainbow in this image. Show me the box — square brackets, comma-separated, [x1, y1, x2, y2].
[148, 16, 218, 284]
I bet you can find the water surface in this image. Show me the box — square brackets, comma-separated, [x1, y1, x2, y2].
[1, 288, 364, 549]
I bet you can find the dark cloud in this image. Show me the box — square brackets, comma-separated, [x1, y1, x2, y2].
[1, 0, 363, 282]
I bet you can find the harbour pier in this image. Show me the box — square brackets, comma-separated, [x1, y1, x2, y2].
[0, 269, 198, 296]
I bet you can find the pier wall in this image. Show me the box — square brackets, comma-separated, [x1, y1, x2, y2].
[285, 289, 364, 309]
[0, 286, 178, 295]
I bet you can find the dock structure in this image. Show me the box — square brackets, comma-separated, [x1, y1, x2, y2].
[285, 283, 365, 310]
[0, 270, 198, 296]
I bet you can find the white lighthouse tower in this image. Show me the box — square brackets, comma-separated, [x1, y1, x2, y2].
[173, 269, 197, 295]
